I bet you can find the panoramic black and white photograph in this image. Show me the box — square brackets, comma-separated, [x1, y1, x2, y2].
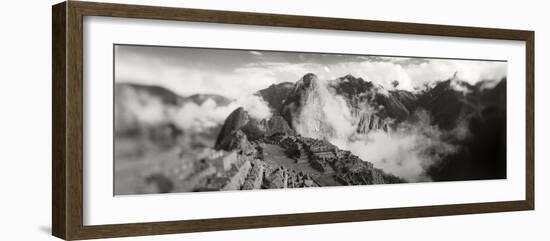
[114, 44, 507, 195]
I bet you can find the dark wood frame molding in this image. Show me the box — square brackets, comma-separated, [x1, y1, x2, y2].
[52, 1, 535, 240]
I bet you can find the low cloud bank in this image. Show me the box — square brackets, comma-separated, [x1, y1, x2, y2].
[343, 111, 459, 182]
[116, 45, 507, 99]
[291, 76, 462, 182]
[115, 87, 271, 133]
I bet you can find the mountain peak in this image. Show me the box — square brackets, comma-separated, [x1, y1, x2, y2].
[296, 73, 319, 90]
[337, 74, 367, 84]
[214, 107, 250, 150]
[255, 82, 295, 113]
[115, 82, 185, 106]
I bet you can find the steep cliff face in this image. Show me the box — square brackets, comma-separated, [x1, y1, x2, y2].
[390, 89, 418, 111]
[281, 73, 352, 140]
[215, 107, 297, 150]
[424, 79, 507, 181]
[373, 91, 411, 120]
[256, 82, 294, 112]
[356, 112, 390, 134]
[215, 107, 252, 150]
[330, 74, 374, 97]
[330, 75, 401, 134]
[280, 73, 321, 127]
[416, 79, 476, 130]
[215, 129, 255, 154]
[329, 74, 412, 121]
[257, 73, 412, 138]
[265, 116, 296, 137]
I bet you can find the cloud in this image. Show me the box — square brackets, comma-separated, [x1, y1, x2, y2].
[116, 86, 272, 132]
[343, 110, 459, 182]
[115, 86, 171, 130]
[309, 59, 506, 92]
[172, 95, 272, 130]
[289, 76, 459, 182]
[115, 46, 504, 181]
[291, 78, 356, 141]
[116, 45, 507, 100]
[346, 131, 431, 182]
[173, 99, 234, 130]
[239, 95, 272, 120]
[116, 63, 276, 99]
[405, 60, 507, 90]
[249, 51, 263, 56]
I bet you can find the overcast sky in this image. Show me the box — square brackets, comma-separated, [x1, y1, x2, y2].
[114, 44, 507, 98]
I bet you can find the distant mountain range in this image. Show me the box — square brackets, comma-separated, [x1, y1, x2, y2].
[249, 73, 505, 181]
[115, 82, 233, 107]
[256, 73, 505, 135]
[114, 83, 234, 149]
[115, 72, 506, 190]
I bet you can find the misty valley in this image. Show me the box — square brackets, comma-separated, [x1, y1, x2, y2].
[114, 69, 506, 195]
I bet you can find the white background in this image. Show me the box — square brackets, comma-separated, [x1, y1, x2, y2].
[0, 0, 547, 240]
[84, 15, 525, 225]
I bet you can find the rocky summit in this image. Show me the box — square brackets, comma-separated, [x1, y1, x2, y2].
[162, 112, 405, 192]
[214, 109, 404, 190]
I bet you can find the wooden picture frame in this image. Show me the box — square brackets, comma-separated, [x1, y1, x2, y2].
[52, 1, 534, 240]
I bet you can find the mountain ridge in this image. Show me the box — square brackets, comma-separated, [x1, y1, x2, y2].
[115, 71, 506, 194]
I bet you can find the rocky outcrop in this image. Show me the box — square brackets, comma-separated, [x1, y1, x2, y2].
[263, 167, 288, 189]
[215, 107, 289, 148]
[265, 115, 295, 137]
[216, 130, 255, 154]
[390, 89, 418, 110]
[215, 108, 296, 152]
[373, 90, 411, 120]
[222, 160, 252, 191]
[241, 160, 265, 190]
[329, 74, 374, 97]
[280, 73, 320, 126]
[256, 82, 294, 112]
[215, 107, 251, 150]
[329, 74, 412, 121]
[356, 112, 390, 134]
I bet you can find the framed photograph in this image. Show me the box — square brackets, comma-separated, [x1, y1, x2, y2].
[52, 1, 534, 240]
